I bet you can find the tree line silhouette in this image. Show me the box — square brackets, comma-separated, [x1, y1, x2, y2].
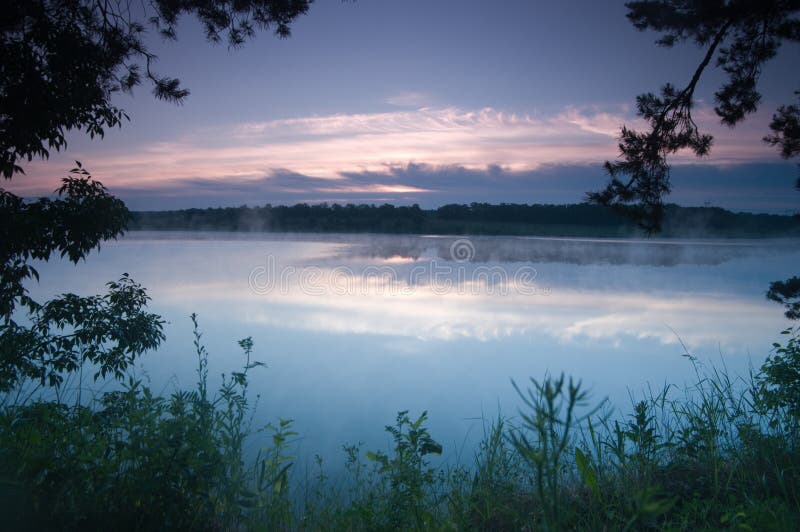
[130, 202, 800, 237]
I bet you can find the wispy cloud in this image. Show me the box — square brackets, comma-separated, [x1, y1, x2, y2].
[13, 106, 633, 191]
[558, 106, 630, 137]
[11, 104, 782, 205]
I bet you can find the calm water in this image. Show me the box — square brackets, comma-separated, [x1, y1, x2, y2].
[28, 232, 800, 465]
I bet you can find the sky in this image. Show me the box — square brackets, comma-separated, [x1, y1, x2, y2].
[8, 0, 800, 213]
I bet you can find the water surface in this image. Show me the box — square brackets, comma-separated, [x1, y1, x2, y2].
[28, 232, 799, 465]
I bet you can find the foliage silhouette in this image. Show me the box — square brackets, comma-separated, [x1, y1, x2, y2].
[589, 0, 800, 232]
[767, 276, 800, 320]
[0, 0, 312, 178]
[757, 326, 800, 438]
[358, 411, 443, 529]
[588, 1, 800, 321]
[0, 163, 165, 392]
[0, 0, 312, 397]
[0, 2, 310, 526]
[509, 374, 602, 530]
[2, 319, 800, 528]
[0, 315, 280, 530]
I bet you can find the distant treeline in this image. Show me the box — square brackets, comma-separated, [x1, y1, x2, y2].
[129, 202, 800, 237]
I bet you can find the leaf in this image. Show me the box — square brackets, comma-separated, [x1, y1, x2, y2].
[575, 447, 600, 500]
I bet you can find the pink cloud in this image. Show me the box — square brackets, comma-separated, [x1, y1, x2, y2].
[7, 104, 782, 197]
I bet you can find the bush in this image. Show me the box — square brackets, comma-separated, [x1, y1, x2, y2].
[0, 314, 293, 530]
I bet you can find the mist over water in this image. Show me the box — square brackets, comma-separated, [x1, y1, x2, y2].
[26, 231, 800, 466]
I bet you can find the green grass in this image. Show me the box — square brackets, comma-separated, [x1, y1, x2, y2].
[1, 321, 799, 530]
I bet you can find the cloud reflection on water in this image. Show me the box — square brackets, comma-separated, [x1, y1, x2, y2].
[112, 232, 797, 351]
[25, 232, 798, 463]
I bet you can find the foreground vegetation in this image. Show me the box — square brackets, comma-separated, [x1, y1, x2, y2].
[131, 202, 800, 238]
[1, 315, 798, 530]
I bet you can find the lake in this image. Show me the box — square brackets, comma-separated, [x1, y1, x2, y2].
[27, 231, 800, 468]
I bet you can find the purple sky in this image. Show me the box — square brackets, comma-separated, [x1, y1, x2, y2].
[8, 0, 800, 213]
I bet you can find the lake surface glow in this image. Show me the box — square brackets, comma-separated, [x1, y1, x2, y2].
[28, 232, 800, 466]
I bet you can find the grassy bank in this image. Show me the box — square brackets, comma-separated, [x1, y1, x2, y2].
[1, 319, 798, 530]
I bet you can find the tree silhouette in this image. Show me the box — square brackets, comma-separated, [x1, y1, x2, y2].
[1, 0, 311, 178]
[1, 0, 311, 389]
[588, 0, 800, 233]
[590, 0, 800, 319]
[765, 91, 800, 186]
